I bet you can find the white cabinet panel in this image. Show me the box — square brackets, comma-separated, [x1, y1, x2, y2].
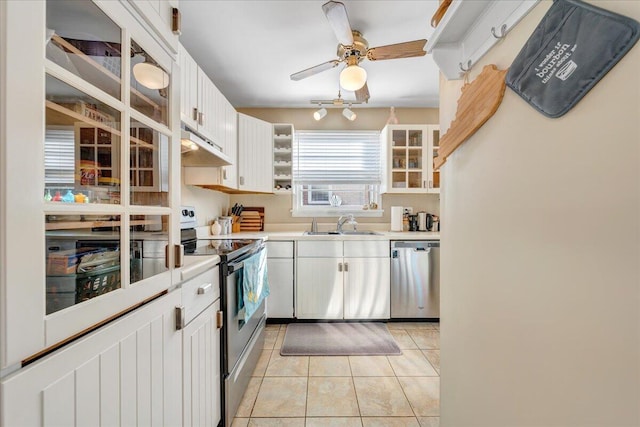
[180, 44, 199, 130]
[267, 258, 294, 318]
[297, 258, 343, 319]
[100, 344, 120, 426]
[76, 357, 100, 426]
[183, 300, 221, 427]
[344, 258, 391, 319]
[222, 100, 238, 188]
[43, 372, 74, 426]
[297, 240, 343, 257]
[0, 291, 182, 427]
[344, 240, 389, 258]
[238, 113, 273, 193]
[267, 241, 294, 258]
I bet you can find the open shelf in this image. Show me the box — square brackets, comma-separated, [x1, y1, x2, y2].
[426, 0, 539, 80]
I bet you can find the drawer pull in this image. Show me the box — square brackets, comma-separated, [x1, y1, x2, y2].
[197, 283, 212, 295]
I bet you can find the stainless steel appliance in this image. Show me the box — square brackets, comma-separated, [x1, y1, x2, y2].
[391, 240, 440, 319]
[181, 207, 266, 427]
[417, 212, 433, 231]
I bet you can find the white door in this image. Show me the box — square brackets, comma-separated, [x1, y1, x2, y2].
[182, 300, 222, 427]
[267, 258, 294, 318]
[296, 258, 343, 319]
[343, 258, 391, 319]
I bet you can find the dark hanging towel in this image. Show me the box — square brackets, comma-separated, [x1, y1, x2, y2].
[506, 0, 639, 118]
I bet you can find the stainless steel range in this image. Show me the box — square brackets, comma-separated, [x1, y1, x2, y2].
[180, 207, 267, 427]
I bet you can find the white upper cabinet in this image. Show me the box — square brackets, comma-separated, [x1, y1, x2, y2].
[381, 124, 440, 194]
[129, 0, 180, 54]
[179, 43, 237, 166]
[238, 113, 273, 193]
[1, 0, 180, 368]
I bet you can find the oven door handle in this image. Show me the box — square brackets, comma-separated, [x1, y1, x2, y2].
[226, 245, 265, 274]
[227, 261, 244, 274]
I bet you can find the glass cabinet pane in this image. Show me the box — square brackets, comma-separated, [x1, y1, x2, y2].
[392, 130, 406, 147]
[130, 215, 169, 284]
[130, 119, 169, 207]
[45, 74, 121, 204]
[46, 1, 122, 100]
[130, 40, 169, 126]
[408, 130, 423, 147]
[45, 214, 122, 314]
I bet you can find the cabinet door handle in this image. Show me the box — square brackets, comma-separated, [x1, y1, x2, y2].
[223, 168, 227, 180]
[239, 176, 245, 186]
[216, 310, 224, 329]
[338, 262, 343, 272]
[344, 262, 349, 272]
[423, 180, 426, 188]
[429, 180, 433, 188]
[197, 283, 212, 294]
[192, 107, 198, 121]
[198, 112, 204, 125]
[175, 244, 184, 268]
[175, 305, 185, 330]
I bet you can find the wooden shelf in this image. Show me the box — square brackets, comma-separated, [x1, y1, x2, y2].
[426, 0, 539, 80]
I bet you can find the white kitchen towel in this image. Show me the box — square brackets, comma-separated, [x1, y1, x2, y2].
[391, 206, 404, 231]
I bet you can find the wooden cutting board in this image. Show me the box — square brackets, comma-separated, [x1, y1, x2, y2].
[239, 207, 265, 232]
[435, 65, 508, 170]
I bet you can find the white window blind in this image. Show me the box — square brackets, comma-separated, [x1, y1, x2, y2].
[44, 127, 75, 185]
[294, 130, 381, 184]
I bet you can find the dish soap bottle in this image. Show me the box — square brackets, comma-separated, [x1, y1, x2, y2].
[44, 189, 52, 202]
[210, 219, 222, 236]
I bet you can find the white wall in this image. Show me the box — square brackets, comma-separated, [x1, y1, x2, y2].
[439, 2, 640, 426]
[181, 168, 230, 227]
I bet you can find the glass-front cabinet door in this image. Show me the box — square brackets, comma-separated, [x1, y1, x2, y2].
[382, 124, 440, 194]
[0, 0, 179, 366]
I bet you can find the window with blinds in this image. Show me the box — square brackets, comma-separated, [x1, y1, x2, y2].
[44, 126, 75, 187]
[293, 130, 382, 216]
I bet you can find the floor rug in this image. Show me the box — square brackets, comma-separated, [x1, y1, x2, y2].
[280, 322, 402, 356]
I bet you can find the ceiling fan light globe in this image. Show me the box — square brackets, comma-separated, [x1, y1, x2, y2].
[340, 64, 367, 91]
[313, 108, 327, 121]
[133, 62, 169, 90]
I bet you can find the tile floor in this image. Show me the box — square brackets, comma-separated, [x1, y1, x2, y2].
[231, 322, 440, 427]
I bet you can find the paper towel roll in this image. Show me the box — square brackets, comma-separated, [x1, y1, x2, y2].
[390, 206, 404, 231]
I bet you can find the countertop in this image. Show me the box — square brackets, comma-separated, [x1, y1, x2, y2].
[199, 230, 441, 241]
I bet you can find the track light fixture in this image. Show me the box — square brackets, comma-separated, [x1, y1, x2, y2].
[342, 105, 356, 121]
[313, 106, 327, 121]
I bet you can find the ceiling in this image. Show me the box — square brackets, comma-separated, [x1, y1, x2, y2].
[179, 1, 441, 109]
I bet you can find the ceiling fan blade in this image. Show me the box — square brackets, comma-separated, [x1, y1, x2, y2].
[367, 39, 427, 61]
[290, 60, 340, 81]
[355, 83, 370, 103]
[322, 1, 354, 46]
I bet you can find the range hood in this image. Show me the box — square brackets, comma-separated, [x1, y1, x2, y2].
[181, 130, 232, 167]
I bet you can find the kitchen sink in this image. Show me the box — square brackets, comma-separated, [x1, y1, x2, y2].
[303, 230, 381, 236]
[340, 230, 381, 235]
[304, 231, 341, 235]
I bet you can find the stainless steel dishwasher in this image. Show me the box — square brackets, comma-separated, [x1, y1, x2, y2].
[390, 240, 440, 319]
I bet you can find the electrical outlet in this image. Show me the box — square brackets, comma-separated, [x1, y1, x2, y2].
[404, 207, 413, 215]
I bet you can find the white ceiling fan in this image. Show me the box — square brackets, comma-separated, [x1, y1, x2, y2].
[290, 1, 427, 104]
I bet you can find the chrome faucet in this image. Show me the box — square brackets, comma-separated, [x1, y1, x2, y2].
[337, 214, 357, 233]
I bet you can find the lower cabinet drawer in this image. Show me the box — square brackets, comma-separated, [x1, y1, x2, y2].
[181, 266, 219, 325]
[266, 241, 294, 258]
[297, 240, 342, 257]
